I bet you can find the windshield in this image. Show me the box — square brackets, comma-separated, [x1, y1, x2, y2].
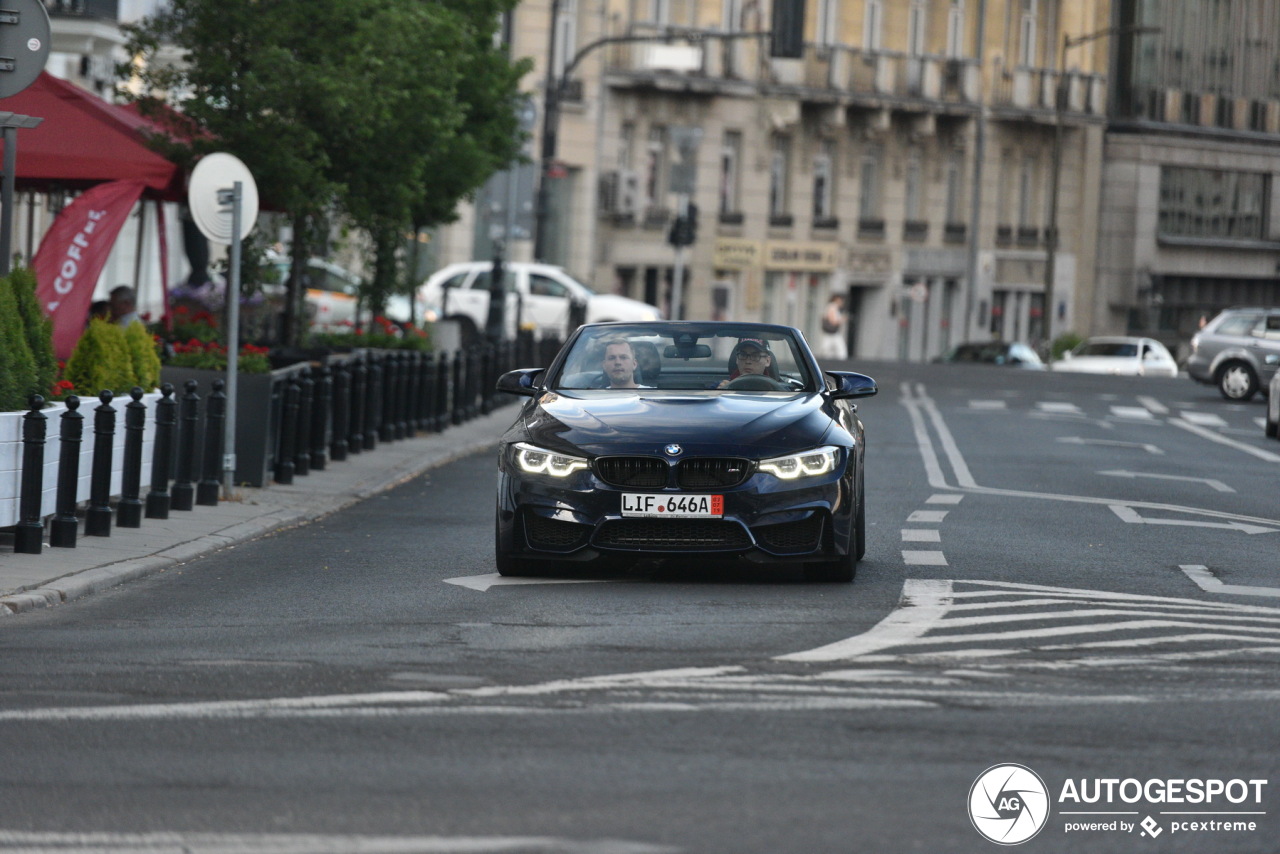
[553, 323, 816, 392]
[1075, 341, 1137, 358]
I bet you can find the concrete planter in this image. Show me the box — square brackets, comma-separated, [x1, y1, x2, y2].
[0, 392, 162, 528]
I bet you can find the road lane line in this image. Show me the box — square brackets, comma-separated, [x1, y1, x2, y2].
[1169, 418, 1280, 462]
[902, 530, 941, 542]
[902, 551, 948, 566]
[1181, 564, 1280, 599]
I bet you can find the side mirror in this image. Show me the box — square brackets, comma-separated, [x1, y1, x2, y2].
[496, 368, 544, 397]
[825, 371, 878, 400]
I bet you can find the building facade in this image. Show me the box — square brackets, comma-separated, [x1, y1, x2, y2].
[440, 0, 1124, 360]
[1099, 0, 1280, 354]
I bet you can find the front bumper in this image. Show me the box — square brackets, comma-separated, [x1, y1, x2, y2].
[496, 453, 856, 566]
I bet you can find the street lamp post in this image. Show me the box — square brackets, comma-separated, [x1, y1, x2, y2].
[1044, 25, 1160, 357]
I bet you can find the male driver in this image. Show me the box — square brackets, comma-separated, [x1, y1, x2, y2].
[719, 338, 774, 387]
[602, 337, 644, 388]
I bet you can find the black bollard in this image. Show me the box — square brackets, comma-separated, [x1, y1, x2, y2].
[405, 353, 422, 437]
[146, 383, 176, 520]
[435, 351, 452, 432]
[117, 387, 147, 527]
[49, 396, 83, 548]
[84, 390, 116, 537]
[275, 373, 300, 484]
[348, 356, 365, 454]
[451, 349, 464, 426]
[294, 368, 313, 476]
[14, 396, 48, 554]
[480, 344, 495, 415]
[197, 380, 226, 506]
[363, 353, 381, 451]
[379, 353, 397, 443]
[329, 361, 350, 462]
[393, 352, 409, 440]
[310, 365, 331, 471]
[171, 380, 200, 511]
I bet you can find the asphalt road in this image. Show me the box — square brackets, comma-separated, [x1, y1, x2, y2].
[1, 361, 1277, 853]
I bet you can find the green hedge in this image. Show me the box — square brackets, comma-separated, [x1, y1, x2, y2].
[0, 270, 45, 411]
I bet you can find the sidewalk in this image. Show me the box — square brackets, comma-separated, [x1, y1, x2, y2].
[0, 408, 516, 616]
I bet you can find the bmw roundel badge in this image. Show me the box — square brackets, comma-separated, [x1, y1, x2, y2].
[664, 444, 682, 457]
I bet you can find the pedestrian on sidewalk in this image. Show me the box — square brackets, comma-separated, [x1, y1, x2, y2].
[818, 293, 848, 359]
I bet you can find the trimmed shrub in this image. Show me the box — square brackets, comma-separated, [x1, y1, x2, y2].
[124, 320, 162, 390]
[0, 275, 39, 411]
[64, 319, 134, 396]
[8, 267, 57, 398]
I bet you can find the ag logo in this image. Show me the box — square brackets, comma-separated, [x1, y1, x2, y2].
[968, 764, 1050, 845]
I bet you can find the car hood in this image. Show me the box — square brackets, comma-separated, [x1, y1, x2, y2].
[514, 391, 842, 457]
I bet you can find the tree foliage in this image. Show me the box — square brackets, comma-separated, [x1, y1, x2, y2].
[121, 0, 529, 339]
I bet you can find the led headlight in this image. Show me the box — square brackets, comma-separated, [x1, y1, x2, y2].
[758, 446, 840, 480]
[513, 442, 589, 477]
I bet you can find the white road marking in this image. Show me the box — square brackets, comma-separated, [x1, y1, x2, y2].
[1096, 470, 1234, 493]
[1109, 406, 1155, 420]
[1057, 436, 1165, 455]
[926, 493, 964, 504]
[907, 510, 948, 523]
[901, 530, 941, 542]
[1169, 418, 1280, 462]
[1180, 411, 1227, 427]
[1109, 505, 1278, 535]
[777, 579, 954, 662]
[1181, 565, 1280, 599]
[968, 400, 1008, 410]
[1037, 402, 1083, 414]
[445, 574, 621, 592]
[1137, 396, 1170, 415]
[902, 550, 948, 566]
[0, 832, 679, 854]
[1256, 418, 1268, 430]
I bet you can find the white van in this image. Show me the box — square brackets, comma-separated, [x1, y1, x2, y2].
[416, 261, 661, 342]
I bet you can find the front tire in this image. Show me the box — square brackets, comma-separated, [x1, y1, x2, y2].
[1217, 362, 1258, 401]
[495, 511, 539, 577]
[805, 550, 856, 582]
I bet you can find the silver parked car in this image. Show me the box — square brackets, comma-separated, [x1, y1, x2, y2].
[1186, 307, 1280, 401]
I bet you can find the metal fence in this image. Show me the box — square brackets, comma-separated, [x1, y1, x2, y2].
[6, 334, 561, 555]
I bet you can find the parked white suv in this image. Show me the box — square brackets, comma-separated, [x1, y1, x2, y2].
[417, 261, 661, 342]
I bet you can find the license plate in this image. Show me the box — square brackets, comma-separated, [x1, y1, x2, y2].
[621, 493, 723, 519]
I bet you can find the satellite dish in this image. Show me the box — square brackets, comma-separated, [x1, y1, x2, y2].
[188, 152, 259, 245]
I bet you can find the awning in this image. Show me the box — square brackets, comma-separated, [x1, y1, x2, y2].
[0, 72, 183, 199]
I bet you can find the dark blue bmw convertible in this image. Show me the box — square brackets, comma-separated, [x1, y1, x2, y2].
[494, 322, 877, 581]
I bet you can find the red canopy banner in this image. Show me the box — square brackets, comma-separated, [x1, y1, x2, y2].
[34, 180, 148, 359]
[0, 72, 183, 198]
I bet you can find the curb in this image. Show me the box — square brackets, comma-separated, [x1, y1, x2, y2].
[1, 429, 505, 617]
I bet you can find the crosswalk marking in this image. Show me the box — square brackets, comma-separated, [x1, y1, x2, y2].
[902, 550, 948, 566]
[968, 400, 1008, 410]
[907, 510, 948, 523]
[1036, 402, 1083, 414]
[901, 529, 941, 542]
[1109, 406, 1155, 420]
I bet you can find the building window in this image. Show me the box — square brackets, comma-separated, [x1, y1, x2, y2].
[1018, 154, 1037, 227]
[643, 0, 670, 25]
[945, 149, 965, 223]
[904, 149, 924, 221]
[644, 126, 666, 209]
[1018, 0, 1038, 67]
[858, 146, 882, 220]
[770, 134, 791, 218]
[619, 122, 635, 170]
[1159, 166, 1268, 241]
[720, 130, 742, 215]
[813, 140, 835, 220]
[946, 0, 965, 58]
[817, 0, 840, 48]
[864, 0, 883, 51]
[907, 0, 927, 56]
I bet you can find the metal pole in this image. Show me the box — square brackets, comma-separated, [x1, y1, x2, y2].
[963, 0, 988, 342]
[533, 0, 563, 262]
[223, 181, 242, 497]
[1043, 34, 1066, 356]
[1, 126, 16, 277]
[670, 194, 689, 321]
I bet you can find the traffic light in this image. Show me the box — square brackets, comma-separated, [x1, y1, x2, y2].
[668, 203, 699, 248]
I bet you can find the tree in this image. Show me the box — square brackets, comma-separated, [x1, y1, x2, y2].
[122, 0, 529, 340]
[0, 274, 39, 411]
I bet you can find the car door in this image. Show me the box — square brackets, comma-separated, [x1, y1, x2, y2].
[1141, 339, 1178, 377]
